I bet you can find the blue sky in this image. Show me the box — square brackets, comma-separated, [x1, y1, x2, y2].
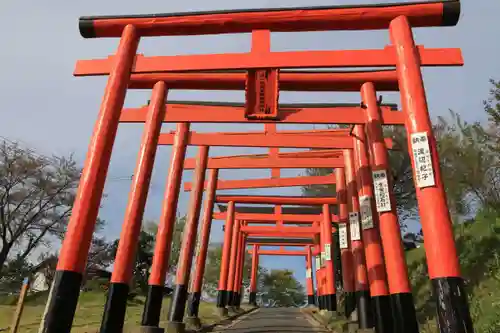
[0, 0, 498, 285]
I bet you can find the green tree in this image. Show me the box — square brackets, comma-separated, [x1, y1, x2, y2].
[434, 81, 500, 216]
[0, 255, 33, 293]
[260, 269, 305, 307]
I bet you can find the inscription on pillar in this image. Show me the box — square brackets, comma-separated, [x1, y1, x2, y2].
[349, 212, 361, 241]
[315, 257, 321, 271]
[359, 195, 374, 230]
[411, 131, 436, 188]
[324, 243, 332, 261]
[372, 169, 392, 212]
[339, 223, 349, 249]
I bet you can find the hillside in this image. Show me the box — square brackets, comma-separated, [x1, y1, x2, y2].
[408, 210, 500, 332]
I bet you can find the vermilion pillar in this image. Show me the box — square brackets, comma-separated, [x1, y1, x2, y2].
[40, 25, 139, 333]
[226, 219, 242, 313]
[231, 230, 242, 311]
[390, 16, 473, 333]
[305, 246, 315, 306]
[141, 123, 190, 328]
[319, 267, 326, 310]
[353, 125, 394, 333]
[249, 245, 259, 306]
[101, 81, 167, 333]
[217, 201, 235, 316]
[185, 169, 218, 327]
[234, 233, 246, 311]
[362, 82, 419, 332]
[167, 146, 209, 332]
[314, 246, 323, 309]
[335, 168, 356, 319]
[322, 204, 336, 312]
[344, 149, 373, 329]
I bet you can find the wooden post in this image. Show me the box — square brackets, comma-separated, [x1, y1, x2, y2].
[10, 277, 30, 333]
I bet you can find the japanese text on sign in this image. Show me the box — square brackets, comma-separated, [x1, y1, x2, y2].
[359, 195, 374, 230]
[349, 212, 361, 241]
[339, 223, 348, 249]
[324, 243, 332, 261]
[372, 170, 391, 212]
[321, 251, 326, 266]
[306, 268, 312, 278]
[315, 257, 321, 271]
[411, 132, 436, 188]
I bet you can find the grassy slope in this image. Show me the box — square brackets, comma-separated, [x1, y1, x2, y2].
[407, 211, 500, 332]
[0, 292, 225, 333]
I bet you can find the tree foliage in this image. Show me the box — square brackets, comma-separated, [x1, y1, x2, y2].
[435, 79, 500, 216]
[260, 269, 305, 307]
[0, 140, 83, 274]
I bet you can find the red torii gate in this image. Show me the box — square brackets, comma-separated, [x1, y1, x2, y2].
[227, 227, 327, 310]
[46, 2, 471, 333]
[246, 245, 318, 307]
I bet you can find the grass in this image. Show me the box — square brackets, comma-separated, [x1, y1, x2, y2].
[407, 210, 500, 332]
[0, 291, 231, 333]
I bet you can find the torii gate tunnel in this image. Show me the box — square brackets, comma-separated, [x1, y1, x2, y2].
[39, 1, 474, 333]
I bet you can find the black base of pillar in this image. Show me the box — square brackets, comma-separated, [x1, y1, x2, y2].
[432, 277, 474, 333]
[233, 292, 241, 308]
[217, 307, 229, 318]
[142, 285, 165, 327]
[324, 293, 337, 312]
[165, 321, 185, 333]
[186, 291, 201, 318]
[390, 292, 419, 333]
[39, 270, 83, 333]
[318, 295, 324, 310]
[167, 284, 188, 323]
[217, 290, 227, 308]
[372, 295, 394, 333]
[307, 295, 315, 306]
[139, 326, 165, 333]
[100, 282, 129, 333]
[185, 316, 202, 330]
[344, 292, 356, 319]
[249, 292, 257, 306]
[226, 291, 234, 306]
[356, 290, 374, 329]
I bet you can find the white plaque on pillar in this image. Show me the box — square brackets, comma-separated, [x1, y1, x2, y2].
[315, 257, 321, 271]
[349, 212, 361, 241]
[372, 170, 392, 212]
[339, 223, 348, 249]
[359, 195, 374, 230]
[306, 268, 312, 278]
[324, 244, 332, 261]
[411, 132, 436, 188]
[321, 251, 326, 266]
